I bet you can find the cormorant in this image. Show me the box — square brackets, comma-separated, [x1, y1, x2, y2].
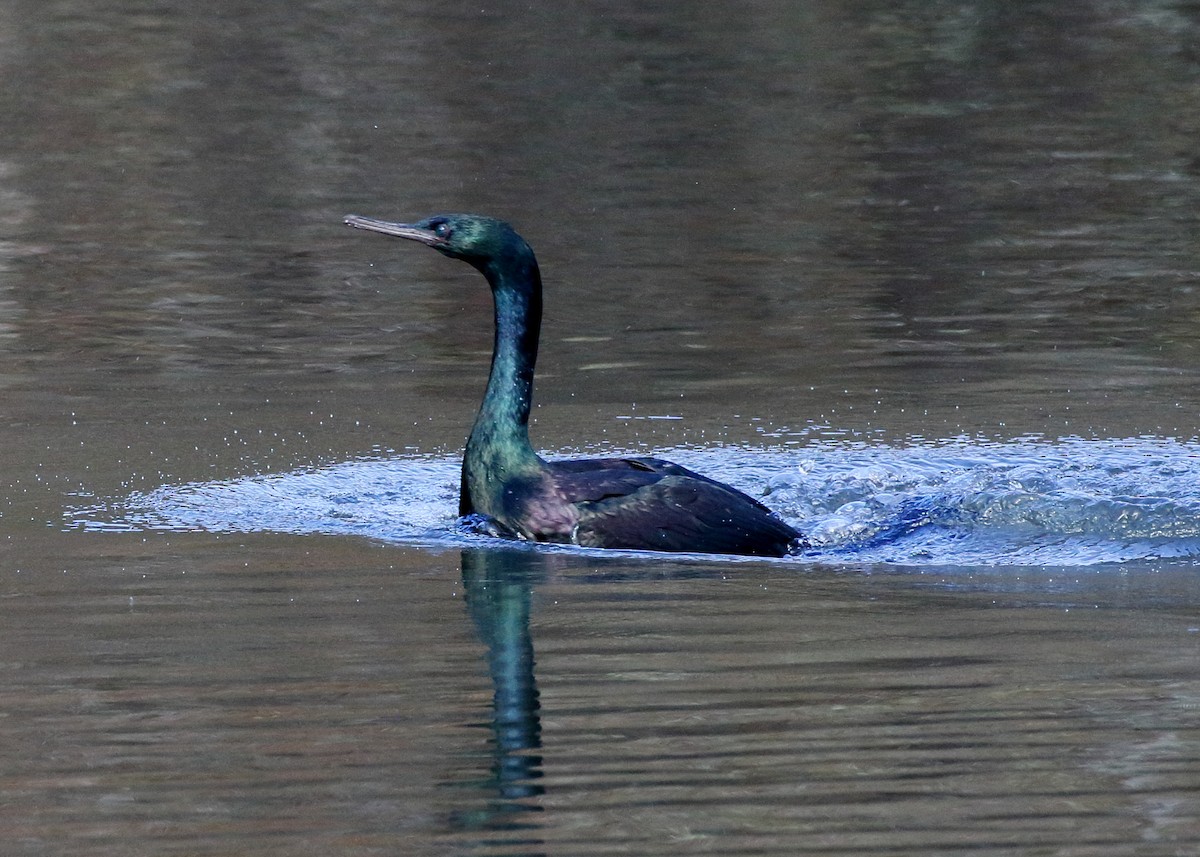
[345, 213, 803, 557]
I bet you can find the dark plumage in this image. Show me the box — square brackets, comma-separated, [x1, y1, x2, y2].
[344, 212, 803, 557]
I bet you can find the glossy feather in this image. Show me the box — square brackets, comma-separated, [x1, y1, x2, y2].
[548, 458, 799, 556]
[345, 212, 804, 557]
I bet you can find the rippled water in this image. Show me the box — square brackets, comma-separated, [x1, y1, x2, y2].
[72, 436, 1200, 567]
[4, 1, 1200, 854]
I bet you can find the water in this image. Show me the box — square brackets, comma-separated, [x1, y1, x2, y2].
[3, 1, 1200, 854]
[69, 436, 1200, 566]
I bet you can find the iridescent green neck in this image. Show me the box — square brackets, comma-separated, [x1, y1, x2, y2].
[461, 249, 545, 517]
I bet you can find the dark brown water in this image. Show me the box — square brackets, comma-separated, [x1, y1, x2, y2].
[2, 1, 1200, 854]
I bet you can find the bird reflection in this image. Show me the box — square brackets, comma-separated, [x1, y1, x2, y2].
[449, 547, 547, 850]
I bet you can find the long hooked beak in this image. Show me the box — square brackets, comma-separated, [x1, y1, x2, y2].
[344, 215, 441, 247]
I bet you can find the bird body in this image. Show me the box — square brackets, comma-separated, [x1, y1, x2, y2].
[345, 213, 803, 557]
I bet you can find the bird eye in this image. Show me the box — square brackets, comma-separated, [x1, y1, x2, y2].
[433, 222, 451, 237]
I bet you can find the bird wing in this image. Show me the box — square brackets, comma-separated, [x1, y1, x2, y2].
[546, 457, 800, 557]
[546, 456, 683, 503]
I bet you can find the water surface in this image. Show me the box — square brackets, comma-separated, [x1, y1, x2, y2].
[2, 1, 1200, 854]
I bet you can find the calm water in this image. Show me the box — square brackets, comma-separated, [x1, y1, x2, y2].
[3, 1, 1200, 854]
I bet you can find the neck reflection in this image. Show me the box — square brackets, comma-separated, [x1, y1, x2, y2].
[451, 547, 547, 847]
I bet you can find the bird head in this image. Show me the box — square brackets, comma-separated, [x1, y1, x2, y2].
[344, 213, 526, 269]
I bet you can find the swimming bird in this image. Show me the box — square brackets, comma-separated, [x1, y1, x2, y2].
[344, 213, 803, 557]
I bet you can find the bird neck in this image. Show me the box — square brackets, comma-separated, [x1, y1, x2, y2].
[464, 252, 545, 498]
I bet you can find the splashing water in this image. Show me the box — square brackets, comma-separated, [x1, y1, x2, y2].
[759, 436, 1200, 566]
[68, 436, 1200, 567]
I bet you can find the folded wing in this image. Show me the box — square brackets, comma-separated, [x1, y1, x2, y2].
[548, 457, 801, 557]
